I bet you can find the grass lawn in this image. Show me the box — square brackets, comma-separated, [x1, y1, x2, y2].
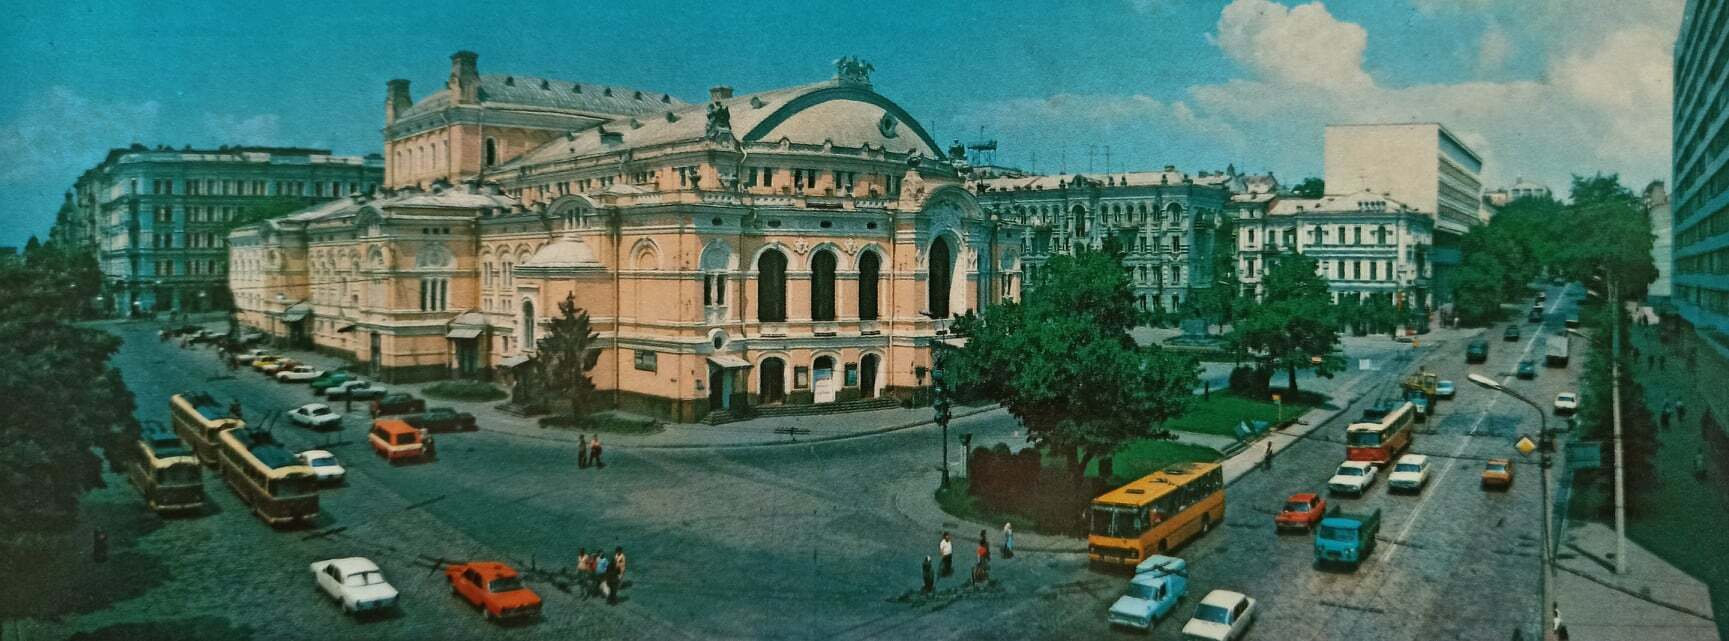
[538, 411, 665, 435]
[1165, 392, 1322, 438]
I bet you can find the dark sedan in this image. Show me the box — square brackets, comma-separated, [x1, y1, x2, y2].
[403, 407, 478, 433]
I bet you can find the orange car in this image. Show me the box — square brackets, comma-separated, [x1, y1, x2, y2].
[1481, 458, 1515, 490]
[369, 419, 429, 462]
[1274, 492, 1327, 532]
[446, 561, 542, 621]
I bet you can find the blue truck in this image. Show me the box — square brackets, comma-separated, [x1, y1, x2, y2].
[1314, 505, 1382, 570]
[1107, 555, 1189, 631]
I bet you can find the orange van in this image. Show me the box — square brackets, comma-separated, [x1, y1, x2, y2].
[369, 419, 428, 462]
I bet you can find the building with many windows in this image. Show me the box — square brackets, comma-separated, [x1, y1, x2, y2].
[55, 145, 382, 315]
[1674, 0, 1729, 346]
[232, 52, 1022, 422]
[1323, 123, 1484, 305]
[971, 167, 1229, 313]
[1485, 177, 1553, 207]
[1235, 191, 1433, 321]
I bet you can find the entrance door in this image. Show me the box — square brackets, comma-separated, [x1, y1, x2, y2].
[369, 332, 382, 376]
[860, 354, 879, 398]
[709, 365, 727, 411]
[814, 356, 837, 403]
[455, 339, 478, 377]
[760, 358, 785, 404]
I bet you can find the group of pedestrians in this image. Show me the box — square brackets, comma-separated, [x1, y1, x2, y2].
[576, 434, 605, 469]
[574, 547, 627, 605]
[924, 523, 1014, 593]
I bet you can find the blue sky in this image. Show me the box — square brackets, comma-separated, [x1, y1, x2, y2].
[0, 0, 1682, 246]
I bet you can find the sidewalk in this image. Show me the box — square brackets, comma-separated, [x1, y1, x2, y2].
[1553, 522, 1718, 640]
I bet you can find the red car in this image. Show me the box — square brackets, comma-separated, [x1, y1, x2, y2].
[1274, 492, 1327, 532]
[446, 561, 542, 621]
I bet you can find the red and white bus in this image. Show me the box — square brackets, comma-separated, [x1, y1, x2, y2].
[1345, 401, 1415, 464]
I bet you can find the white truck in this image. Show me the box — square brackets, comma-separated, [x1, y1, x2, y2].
[1545, 336, 1570, 367]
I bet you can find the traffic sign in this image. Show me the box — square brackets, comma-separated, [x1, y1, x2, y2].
[1515, 436, 1537, 456]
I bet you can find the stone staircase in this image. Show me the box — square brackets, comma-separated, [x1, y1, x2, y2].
[700, 397, 902, 425]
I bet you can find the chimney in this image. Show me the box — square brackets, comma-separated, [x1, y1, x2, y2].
[385, 79, 412, 125]
[449, 51, 480, 105]
[709, 85, 733, 102]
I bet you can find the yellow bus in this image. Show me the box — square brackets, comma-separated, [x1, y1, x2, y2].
[126, 422, 204, 514]
[1088, 462, 1226, 566]
[215, 427, 319, 527]
[171, 392, 243, 466]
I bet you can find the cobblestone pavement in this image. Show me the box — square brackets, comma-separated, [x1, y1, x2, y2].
[26, 298, 1564, 641]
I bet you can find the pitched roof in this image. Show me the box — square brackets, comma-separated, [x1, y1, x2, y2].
[400, 75, 687, 120]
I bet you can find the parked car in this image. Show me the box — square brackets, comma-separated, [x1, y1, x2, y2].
[1181, 589, 1257, 641]
[1436, 380, 1455, 399]
[1504, 325, 1520, 342]
[1481, 458, 1516, 490]
[1565, 318, 1581, 329]
[445, 561, 542, 621]
[404, 407, 478, 433]
[1107, 555, 1188, 631]
[311, 557, 398, 615]
[309, 371, 353, 394]
[259, 358, 299, 375]
[1517, 360, 1538, 379]
[189, 329, 222, 344]
[288, 403, 344, 430]
[1387, 454, 1430, 493]
[249, 355, 282, 371]
[371, 393, 427, 417]
[1528, 308, 1543, 323]
[234, 348, 269, 364]
[1554, 392, 1580, 415]
[328, 380, 385, 400]
[276, 365, 324, 383]
[1274, 493, 1327, 532]
[1467, 340, 1489, 363]
[298, 449, 347, 484]
[1327, 461, 1378, 496]
[1537, 291, 1547, 302]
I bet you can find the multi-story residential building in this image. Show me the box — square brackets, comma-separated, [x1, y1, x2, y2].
[972, 166, 1229, 313]
[1485, 177, 1553, 206]
[1235, 191, 1433, 323]
[1673, 0, 1729, 346]
[1648, 181, 1673, 302]
[232, 52, 1022, 422]
[56, 145, 382, 315]
[1323, 123, 1484, 304]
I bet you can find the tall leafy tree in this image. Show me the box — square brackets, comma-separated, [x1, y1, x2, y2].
[1228, 252, 1343, 396]
[1293, 177, 1325, 198]
[537, 292, 602, 416]
[946, 248, 1199, 491]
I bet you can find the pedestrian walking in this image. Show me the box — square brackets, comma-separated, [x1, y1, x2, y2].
[1554, 603, 1570, 640]
[575, 548, 590, 598]
[595, 549, 611, 600]
[1203, 381, 1211, 400]
[1263, 441, 1275, 470]
[973, 534, 990, 585]
[1001, 522, 1015, 560]
[939, 532, 953, 577]
[590, 436, 604, 469]
[921, 556, 934, 594]
[606, 546, 624, 605]
[92, 527, 108, 563]
[578, 434, 589, 469]
[1661, 407, 1672, 430]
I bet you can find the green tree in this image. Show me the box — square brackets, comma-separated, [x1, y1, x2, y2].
[220, 196, 308, 235]
[946, 248, 1199, 492]
[1450, 252, 1509, 325]
[1229, 253, 1343, 396]
[537, 292, 602, 417]
[1191, 220, 1244, 335]
[1293, 177, 1325, 198]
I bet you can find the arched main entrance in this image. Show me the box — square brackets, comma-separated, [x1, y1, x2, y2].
[860, 353, 880, 398]
[759, 357, 786, 404]
[813, 355, 837, 403]
[929, 237, 952, 319]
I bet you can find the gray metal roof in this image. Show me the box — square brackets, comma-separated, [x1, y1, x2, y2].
[400, 75, 687, 120]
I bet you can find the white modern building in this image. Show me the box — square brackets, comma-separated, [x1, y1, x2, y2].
[1235, 191, 1433, 320]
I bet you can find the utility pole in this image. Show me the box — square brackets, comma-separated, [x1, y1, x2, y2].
[932, 353, 953, 489]
[1611, 276, 1627, 575]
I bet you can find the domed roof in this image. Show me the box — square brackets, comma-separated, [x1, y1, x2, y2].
[518, 233, 603, 275]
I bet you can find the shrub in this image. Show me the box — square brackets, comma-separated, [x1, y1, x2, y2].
[423, 380, 507, 402]
[1228, 365, 1271, 396]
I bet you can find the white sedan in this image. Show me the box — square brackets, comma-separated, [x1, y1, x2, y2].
[234, 348, 269, 364]
[311, 557, 398, 615]
[288, 403, 343, 429]
[1554, 392, 1580, 415]
[276, 365, 324, 382]
[1182, 589, 1257, 641]
[298, 449, 346, 484]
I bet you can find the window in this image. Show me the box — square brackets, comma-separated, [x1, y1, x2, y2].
[419, 278, 448, 311]
[704, 273, 727, 306]
[520, 300, 536, 349]
[811, 250, 836, 321]
[484, 138, 498, 167]
[858, 251, 880, 321]
[634, 350, 658, 372]
[928, 237, 952, 318]
[757, 249, 787, 322]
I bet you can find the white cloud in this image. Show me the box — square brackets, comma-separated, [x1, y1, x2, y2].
[0, 87, 161, 185]
[1475, 24, 1512, 75]
[201, 113, 284, 145]
[1211, 0, 1372, 90]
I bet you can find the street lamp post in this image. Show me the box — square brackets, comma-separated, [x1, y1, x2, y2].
[1468, 373, 1552, 637]
[932, 354, 953, 489]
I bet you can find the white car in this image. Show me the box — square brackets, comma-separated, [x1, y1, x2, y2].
[1387, 454, 1430, 493]
[234, 349, 269, 364]
[1436, 380, 1455, 399]
[1181, 589, 1257, 641]
[326, 380, 380, 400]
[1554, 392, 1580, 415]
[288, 403, 343, 429]
[1328, 461, 1379, 496]
[276, 365, 324, 382]
[298, 449, 346, 484]
[311, 557, 398, 615]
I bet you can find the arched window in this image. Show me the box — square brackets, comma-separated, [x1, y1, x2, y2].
[810, 249, 837, 321]
[484, 138, 499, 167]
[858, 251, 880, 321]
[757, 249, 787, 322]
[1071, 205, 1087, 237]
[520, 299, 535, 349]
[928, 237, 952, 318]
